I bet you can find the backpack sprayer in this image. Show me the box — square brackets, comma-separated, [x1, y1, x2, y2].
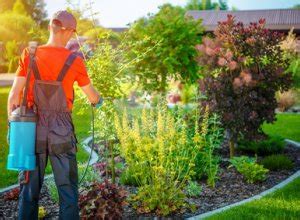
[7, 45, 37, 176]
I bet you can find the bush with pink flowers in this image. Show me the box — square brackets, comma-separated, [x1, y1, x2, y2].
[196, 15, 293, 157]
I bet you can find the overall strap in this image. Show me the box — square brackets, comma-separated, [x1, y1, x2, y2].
[56, 53, 77, 82]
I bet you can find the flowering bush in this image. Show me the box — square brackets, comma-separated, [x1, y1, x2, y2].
[196, 15, 293, 157]
[114, 106, 210, 215]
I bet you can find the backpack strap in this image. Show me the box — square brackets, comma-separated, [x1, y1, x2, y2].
[31, 57, 41, 80]
[21, 46, 37, 111]
[56, 53, 77, 82]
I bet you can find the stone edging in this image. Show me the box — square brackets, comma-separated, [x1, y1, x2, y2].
[0, 136, 98, 194]
[187, 139, 300, 220]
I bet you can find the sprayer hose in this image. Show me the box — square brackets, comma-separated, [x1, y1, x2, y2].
[78, 106, 95, 185]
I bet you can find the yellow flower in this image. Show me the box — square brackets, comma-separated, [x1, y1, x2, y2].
[38, 206, 46, 218]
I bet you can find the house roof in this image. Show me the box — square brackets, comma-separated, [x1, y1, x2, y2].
[186, 9, 300, 33]
[107, 27, 128, 33]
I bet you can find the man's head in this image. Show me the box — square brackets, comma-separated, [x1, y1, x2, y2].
[49, 10, 77, 45]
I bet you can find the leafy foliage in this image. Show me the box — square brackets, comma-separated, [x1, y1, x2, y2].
[261, 154, 294, 171]
[185, 181, 202, 197]
[237, 136, 285, 156]
[196, 15, 293, 145]
[114, 106, 209, 215]
[229, 156, 269, 184]
[3, 187, 19, 201]
[125, 4, 204, 92]
[79, 180, 127, 219]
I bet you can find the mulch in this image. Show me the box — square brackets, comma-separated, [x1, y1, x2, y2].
[1, 143, 299, 220]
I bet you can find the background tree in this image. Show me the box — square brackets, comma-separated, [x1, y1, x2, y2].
[0, 0, 47, 25]
[0, 0, 15, 13]
[125, 4, 204, 92]
[0, 0, 46, 72]
[292, 4, 300, 9]
[22, 0, 47, 27]
[13, 0, 27, 15]
[185, 0, 228, 10]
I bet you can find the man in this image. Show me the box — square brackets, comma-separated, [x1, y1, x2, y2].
[7, 10, 101, 219]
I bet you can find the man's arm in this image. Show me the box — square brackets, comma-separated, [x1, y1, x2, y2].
[7, 76, 26, 117]
[80, 83, 101, 104]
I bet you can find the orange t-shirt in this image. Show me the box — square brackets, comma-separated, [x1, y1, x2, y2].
[16, 45, 90, 110]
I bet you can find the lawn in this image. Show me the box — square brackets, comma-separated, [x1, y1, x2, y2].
[206, 177, 300, 220]
[0, 86, 89, 188]
[262, 113, 300, 142]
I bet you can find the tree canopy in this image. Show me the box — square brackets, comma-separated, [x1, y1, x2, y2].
[125, 4, 204, 92]
[185, 0, 228, 10]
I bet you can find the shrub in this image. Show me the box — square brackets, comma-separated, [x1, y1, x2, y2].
[238, 136, 285, 156]
[229, 156, 269, 183]
[79, 180, 127, 219]
[3, 187, 19, 201]
[114, 106, 210, 215]
[185, 181, 202, 197]
[196, 15, 293, 157]
[276, 90, 297, 112]
[261, 154, 294, 171]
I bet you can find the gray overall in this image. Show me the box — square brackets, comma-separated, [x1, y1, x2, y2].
[18, 53, 80, 220]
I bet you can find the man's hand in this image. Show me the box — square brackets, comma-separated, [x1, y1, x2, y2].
[92, 97, 104, 108]
[80, 83, 101, 105]
[7, 76, 26, 117]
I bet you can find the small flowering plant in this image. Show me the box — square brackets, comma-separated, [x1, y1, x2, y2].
[114, 106, 210, 216]
[196, 15, 293, 157]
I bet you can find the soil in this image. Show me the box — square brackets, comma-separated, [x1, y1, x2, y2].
[0, 185, 59, 219]
[1, 143, 299, 220]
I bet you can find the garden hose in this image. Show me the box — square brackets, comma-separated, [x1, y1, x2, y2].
[78, 105, 96, 185]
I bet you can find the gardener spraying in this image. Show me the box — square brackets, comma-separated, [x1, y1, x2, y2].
[7, 10, 102, 220]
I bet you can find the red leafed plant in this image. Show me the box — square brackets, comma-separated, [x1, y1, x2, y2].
[3, 187, 20, 200]
[79, 179, 128, 220]
[196, 15, 292, 157]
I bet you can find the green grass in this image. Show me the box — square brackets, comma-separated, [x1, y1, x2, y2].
[0, 87, 17, 188]
[262, 113, 300, 142]
[206, 177, 300, 220]
[0, 87, 89, 188]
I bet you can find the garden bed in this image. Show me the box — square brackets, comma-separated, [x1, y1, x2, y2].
[122, 143, 300, 219]
[1, 143, 299, 219]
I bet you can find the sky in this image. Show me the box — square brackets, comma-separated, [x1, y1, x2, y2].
[45, 0, 300, 27]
